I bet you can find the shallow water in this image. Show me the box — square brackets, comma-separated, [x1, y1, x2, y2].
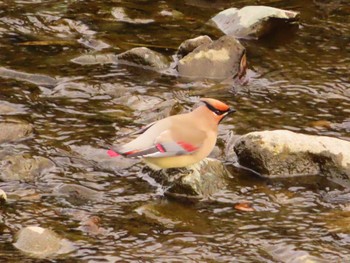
[0, 0, 349, 262]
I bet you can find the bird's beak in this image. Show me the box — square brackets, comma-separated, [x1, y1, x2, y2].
[226, 108, 236, 115]
[219, 108, 236, 123]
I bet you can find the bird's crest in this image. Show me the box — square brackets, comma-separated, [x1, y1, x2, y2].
[200, 98, 230, 112]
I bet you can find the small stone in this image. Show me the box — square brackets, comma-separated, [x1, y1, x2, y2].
[0, 101, 26, 115]
[13, 226, 74, 258]
[54, 183, 102, 204]
[71, 53, 118, 65]
[117, 47, 169, 71]
[0, 154, 55, 182]
[0, 122, 33, 144]
[0, 189, 7, 202]
[0, 67, 57, 87]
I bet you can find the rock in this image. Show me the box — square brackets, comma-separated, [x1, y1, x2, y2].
[77, 37, 110, 51]
[0, 101, 26, 115]
[0, 154, 55, 182]
[71, 53, 118, 65]
[135, 200, 211, 231]
[210, 6, 300, 39]
[0, 189, 7, 202]
[262, 242, 326, 263]
[177, 35, 246, 80]
[149, 158, 230, 199]
[0, 122, 33, 143]
[54, 183, 102, 205]
[0, 67, 58, 87]
[177, 35, 212, 58]
[234, 130, 350, 179]
[117, 47, 170, 71]
[112, 7, 154, 24]
[13, 226, 74, 258]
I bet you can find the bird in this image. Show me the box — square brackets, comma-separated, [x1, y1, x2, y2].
[107, 98, 235, 170]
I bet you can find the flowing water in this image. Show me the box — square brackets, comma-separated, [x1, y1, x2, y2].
[0, 0, 349, 262]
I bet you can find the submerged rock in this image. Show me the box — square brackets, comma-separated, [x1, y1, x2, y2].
[177, 35, 213, 58]
[135, 200, 211, 231]
[0, 67, 57, 87]
[54, 183, 102, 204]
[112, 7, 154, 24]
[117, 47, 170, 71]
[262, 242, 326, 263]
[149, 158, 230, 199]
[210, 6, 300, 39]
[13, 226, 74, 258]
[71, 53, 118, 65]
[0, 154, 55, 182]
[177, 35, 246, 80]
[234, 130, 350, 179]
[0, 122, 33, 143]
[0, 101, 26, 115]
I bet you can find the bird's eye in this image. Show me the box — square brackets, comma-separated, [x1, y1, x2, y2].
[214, 110, 222, 115]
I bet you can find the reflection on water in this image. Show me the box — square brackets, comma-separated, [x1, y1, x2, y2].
[0, 0, 349, 261]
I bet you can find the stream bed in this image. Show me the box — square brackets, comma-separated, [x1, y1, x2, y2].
[0, 0, 349, 262]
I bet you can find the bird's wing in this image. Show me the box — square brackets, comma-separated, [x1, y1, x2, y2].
[109, 121, 206, 159]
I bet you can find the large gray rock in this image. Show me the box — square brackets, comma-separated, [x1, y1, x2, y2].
[177, 35, 246, 80]
[149, 157, 230, 199]
[0, 122, 33, 143]
[234, 130, 350, 179]
[13, 226, 74, 258]
[117, 47, 170, 71]
[210, 6, 300, 39]
[0, 154, 55, 182]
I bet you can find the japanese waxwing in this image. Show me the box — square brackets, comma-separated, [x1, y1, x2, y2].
[107, 98, 235, 170]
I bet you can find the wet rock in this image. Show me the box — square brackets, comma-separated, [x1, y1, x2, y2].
[71, 53, 118, 65]
[0, 101, 26, 115]
[149, 158, 230, 199]
[210, 6, 300, 39]
[322, 189, 350, 204]
[0, 67, 57, 87]
[54, 183, 102, 204]
[112, 7, 154, 24]
[117, 47, 170, 71]
[177, 35, 212, 58]
[262, 242, 326, 263]
[77, 38, 110, 51]
[13, 226, 74, 258]
[135, 200, 211, 231]
[177, 35, 246, 80]
[234, 130, 350, 179]
[0, 189, 7, 202]
[0, 154, 55, 182]
[0, 122, 33, 143]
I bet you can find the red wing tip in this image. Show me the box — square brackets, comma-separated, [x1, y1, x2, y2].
[177, 141, 198, 152]
[107, 149, 120, 157]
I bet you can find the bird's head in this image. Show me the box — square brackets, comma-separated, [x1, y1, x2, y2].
[200, 98, 236, 124]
